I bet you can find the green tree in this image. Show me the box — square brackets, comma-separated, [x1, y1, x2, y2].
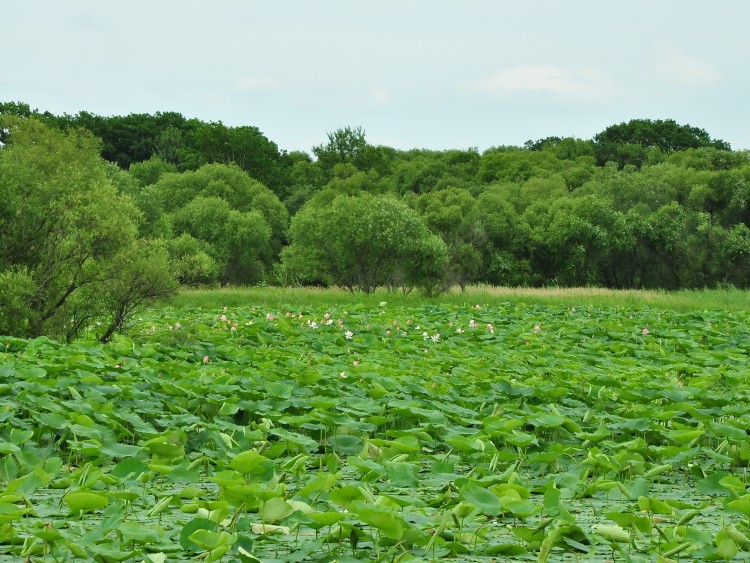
[280, 193, 448, 293]
[667, 147, 748, 171]
[576, 162, 704, 214]
[184, 122, 288, 193]
[475, 188, 533, 286]
[717, 223, 750, 286]
[93, 239, 178, 342]
[593, 119, 730, 168]
[477, 148, 565, 184]
[56, 110, 192, 169]
[144, 163, 288, 267]
[414, 188, 484, 289]
[280, 151, 326, 212]
[523, 197, 614, 286]
[391, 152, 449, 194]
[128, 157, 178, 187]
[166, 234, 222, 287]
[627, 202, 690, 289]
[0, 117, 178, 341]
[170, 197, 272, 285]
[525, 136, 596, 161]
[153, 125, 186, 164]
[687, 170, 750, 227]
[312, 126, 368, 175]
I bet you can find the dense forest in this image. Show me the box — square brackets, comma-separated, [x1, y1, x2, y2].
[1, 101, 749, 341]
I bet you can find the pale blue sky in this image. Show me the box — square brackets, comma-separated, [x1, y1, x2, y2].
[3, 0, 748, 153]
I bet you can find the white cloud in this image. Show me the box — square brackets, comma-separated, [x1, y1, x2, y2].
[369, 88, 392, 106]
[650, 44, 722, 87]
[234, 76, 280, 93]
[468, 65, 610, 101]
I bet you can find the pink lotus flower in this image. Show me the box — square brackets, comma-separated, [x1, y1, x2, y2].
[202, 355, 209, 363]
[642, 328, 650, 335]
[352, 360, 359, 367]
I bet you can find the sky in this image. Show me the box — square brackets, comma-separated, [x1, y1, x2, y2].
[3, 0, 748, 154]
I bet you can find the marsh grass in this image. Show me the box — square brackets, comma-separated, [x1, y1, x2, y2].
[166, 284, 750, 312]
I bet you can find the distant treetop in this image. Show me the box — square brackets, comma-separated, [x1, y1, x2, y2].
[596, 118, 730, 152]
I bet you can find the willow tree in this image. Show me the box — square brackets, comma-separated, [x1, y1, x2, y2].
[0, 117, 177, 342]
[280, 192, 448, 294]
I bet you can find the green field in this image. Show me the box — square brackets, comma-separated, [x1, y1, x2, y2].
[2, 288, 750, 561]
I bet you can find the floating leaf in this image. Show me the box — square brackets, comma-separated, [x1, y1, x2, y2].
[63, 491, 108, 513]
[592, 523, 630, 543]
[460, 482, 501, 515]
[306, 511, 346, 528]
[230, 451, 272, 475]
[143, 440, 185, 460]
[119, 521, 164, 544]
[329, 486, 366, 509]
[352, 503, 403, 540]
[188, 529, 237, 550]
[260, 497, 293, 523]
[251, 523, 290, 535]
[180, 518, 218, 552]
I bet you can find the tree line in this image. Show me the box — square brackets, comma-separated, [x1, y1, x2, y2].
[1, 101, 748, 341]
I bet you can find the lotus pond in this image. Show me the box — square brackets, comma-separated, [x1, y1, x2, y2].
[2, 301, 750, 561]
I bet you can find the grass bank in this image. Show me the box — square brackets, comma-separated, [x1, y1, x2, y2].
[165, 285, 750, 312]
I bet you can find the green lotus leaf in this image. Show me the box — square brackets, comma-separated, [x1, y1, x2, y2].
[63, 491, 109, 513]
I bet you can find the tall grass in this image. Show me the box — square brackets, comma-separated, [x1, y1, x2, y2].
[165, 285, 750, 312]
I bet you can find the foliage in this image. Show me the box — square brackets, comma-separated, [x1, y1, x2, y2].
[140, 163, 287, 284]
[2, 299, 750, 560]
[415, 187, 485, 289]
[166, 235, 223, 287]
[0, 117, 178, 341]
[128, 156, 178, 186]
[593, 118, 731, 167]
[92, 239, 179, 342]
[170, 197, 272, 285]
[281, 193, 448, 293]
[0, 267, 35, 336]
[184, 122, 288, 192]
[4, 101, 750, 292]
